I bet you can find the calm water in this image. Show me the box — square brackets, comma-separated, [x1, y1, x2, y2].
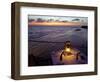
[29, 26, 87, 47]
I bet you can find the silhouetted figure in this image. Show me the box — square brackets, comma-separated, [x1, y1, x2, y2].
[60, 51, 64, 61]
[76, 51, 80, 61]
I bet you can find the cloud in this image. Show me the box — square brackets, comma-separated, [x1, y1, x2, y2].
[72, 18, 80, 21]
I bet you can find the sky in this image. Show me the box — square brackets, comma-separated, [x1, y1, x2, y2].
[28, 15, 88, 23]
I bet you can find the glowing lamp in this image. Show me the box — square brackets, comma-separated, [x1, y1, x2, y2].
[60, 41, 73, 61]
[64, 41, 72, 55]
[65, 47, 71, 52]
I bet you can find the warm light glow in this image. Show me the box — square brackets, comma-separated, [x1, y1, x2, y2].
[65, 48, 71, 53]
[28, 21, 81, 26]
[62, 54, 76, 64]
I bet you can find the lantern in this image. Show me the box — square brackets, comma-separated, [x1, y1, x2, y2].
[63, 41, 72, 55]
[60, 41, 72, 61]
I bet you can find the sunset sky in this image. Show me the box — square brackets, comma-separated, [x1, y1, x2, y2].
[28, 15, 88, 26]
